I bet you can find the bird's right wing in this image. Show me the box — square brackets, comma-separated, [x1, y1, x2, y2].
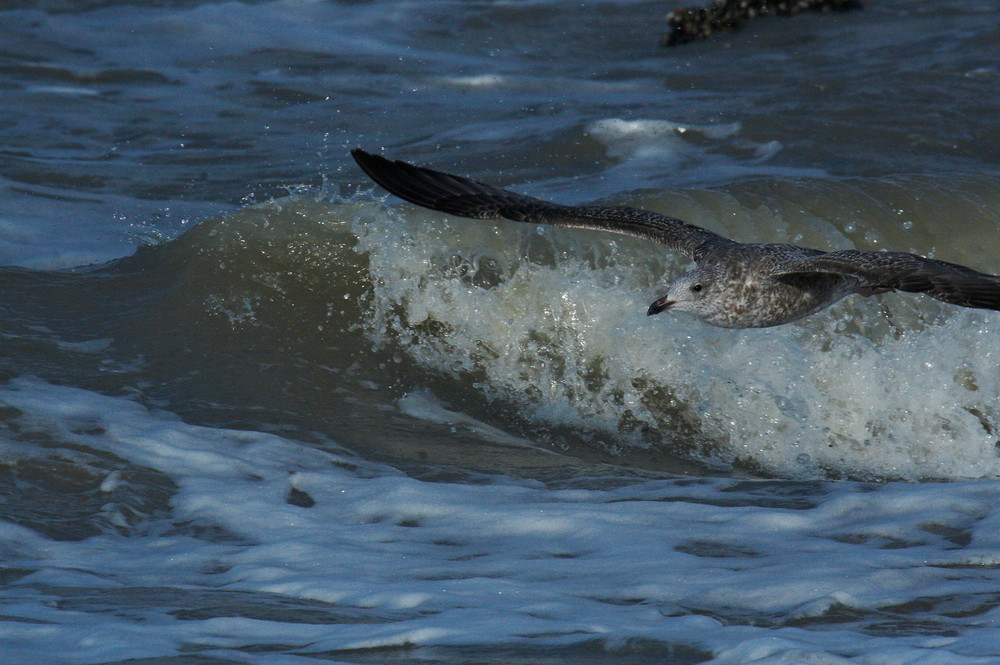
[351, 149, 731, 261]
[774, 249, 1000, 311]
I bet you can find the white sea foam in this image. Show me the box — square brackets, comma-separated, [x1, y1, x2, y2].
[54, 338, 113, 354]
[27, 86, 101, 97]
[582, 118, 826, 187]
[587, 118, 742, 169]
[398, 389, 554, 451]
[589, 118, 743, 152]
[2, 377, 1000, 663]
[438, 74, 508, 88]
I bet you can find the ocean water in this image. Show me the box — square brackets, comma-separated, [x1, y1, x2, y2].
[2, 1, 1000, 663]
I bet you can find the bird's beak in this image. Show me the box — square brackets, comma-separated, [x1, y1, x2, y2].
[647, 297, 675, 316]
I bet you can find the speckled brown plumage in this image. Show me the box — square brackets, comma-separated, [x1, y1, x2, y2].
[352, 149, 1000, 329]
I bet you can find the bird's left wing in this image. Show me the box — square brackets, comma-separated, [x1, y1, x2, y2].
[774, 249, 1000, 310]
[351, 149, 732, 261]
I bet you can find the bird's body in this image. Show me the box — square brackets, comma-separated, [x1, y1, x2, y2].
[655, 243, 847, 328]
[351, 148, 1000, 329]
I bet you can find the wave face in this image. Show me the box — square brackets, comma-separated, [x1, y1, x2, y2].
[354, 173, 1000, 481]
[6, 173, 1000, 481]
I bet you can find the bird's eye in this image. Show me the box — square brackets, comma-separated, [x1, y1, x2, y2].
[691, 283, 703, 293]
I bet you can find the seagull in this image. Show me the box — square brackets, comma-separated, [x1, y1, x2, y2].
[351, 148, 1000, 328]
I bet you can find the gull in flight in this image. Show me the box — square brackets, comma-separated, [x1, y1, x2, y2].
[352, 149, 1000, 328]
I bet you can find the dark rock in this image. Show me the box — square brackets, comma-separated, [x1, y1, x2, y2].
[663, 0, 863, 46]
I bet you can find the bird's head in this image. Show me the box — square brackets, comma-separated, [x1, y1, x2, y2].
[647, 268, 719, 321]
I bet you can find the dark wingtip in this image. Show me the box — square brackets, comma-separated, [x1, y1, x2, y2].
[350, 147, 374, 162]
[349, 148, 412, 202]
[348, 148, 558, 223]
[350, 147, 385, 177]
